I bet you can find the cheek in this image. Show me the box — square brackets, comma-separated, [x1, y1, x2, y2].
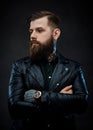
[38, 33, 52, 44]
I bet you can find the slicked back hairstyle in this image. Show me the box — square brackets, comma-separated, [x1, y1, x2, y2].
[30, 10, 62, 30]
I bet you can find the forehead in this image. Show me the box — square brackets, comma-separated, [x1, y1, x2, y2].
[30, 17, 49, 29]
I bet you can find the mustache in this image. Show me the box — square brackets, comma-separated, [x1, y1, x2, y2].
[30, 40, 41, 45]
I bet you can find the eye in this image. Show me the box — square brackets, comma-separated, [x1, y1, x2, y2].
[29, 29, 33, 34]
[37, 29, 43, 33]
[36, 28, 45, 33]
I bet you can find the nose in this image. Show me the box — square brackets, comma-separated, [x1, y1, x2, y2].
[30, 31, 37, 40]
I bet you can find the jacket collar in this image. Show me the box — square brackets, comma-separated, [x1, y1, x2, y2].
[56, 51, 69, 64]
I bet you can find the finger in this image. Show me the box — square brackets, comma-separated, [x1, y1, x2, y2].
[66, 89, 73, 94]
[60, 88, 73, 94]
[62, 85, 72, 91]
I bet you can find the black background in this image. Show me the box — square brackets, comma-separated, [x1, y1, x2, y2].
[0, 0, 93, 130]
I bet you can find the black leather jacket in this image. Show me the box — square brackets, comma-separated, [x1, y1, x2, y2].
[8, 53, 88, 129]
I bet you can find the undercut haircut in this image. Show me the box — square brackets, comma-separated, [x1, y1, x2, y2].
[29, 10, 62, 30]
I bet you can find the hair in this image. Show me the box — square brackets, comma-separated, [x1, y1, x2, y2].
[29, 10, 62, 30]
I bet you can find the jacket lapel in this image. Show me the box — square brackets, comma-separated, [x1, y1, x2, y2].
[28, 65, 44, 88]
[49, 62, 69, 90]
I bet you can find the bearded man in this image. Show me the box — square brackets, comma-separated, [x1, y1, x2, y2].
[8, 10, 88, 130]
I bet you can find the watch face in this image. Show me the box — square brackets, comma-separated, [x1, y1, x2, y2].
[34, 91, 41, 98]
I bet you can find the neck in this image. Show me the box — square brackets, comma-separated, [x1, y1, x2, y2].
[47, 52, 56, 62]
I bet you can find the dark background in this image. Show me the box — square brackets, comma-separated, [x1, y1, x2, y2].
[0, 0, 93, 130]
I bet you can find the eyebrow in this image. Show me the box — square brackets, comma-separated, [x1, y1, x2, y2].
[29, 27, 45, 31]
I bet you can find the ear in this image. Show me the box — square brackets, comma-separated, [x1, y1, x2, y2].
[53, 28, 61, 40]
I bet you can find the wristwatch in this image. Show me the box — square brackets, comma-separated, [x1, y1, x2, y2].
[34, 90, 42, 99]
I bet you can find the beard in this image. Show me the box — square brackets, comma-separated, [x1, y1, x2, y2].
[29, 36, 54, 63]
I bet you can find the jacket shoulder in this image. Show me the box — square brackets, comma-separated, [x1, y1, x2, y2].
[15, 56, 31, 64]
[58, 53, 81, 66]
[12, 56, 31, 70]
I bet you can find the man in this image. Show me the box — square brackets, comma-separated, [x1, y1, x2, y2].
[8, 10, 88, 130]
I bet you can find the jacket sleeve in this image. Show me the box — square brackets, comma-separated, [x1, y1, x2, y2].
[8, 63, 41, 119]
[40, 65, 89, 114]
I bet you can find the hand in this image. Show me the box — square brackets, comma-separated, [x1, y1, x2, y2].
[24, 89, 37, 102]
[59, 85, 73, 94]
[24, 89, 42, 102]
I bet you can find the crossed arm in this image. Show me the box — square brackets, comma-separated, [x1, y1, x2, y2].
[32, 85, 73, 99]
